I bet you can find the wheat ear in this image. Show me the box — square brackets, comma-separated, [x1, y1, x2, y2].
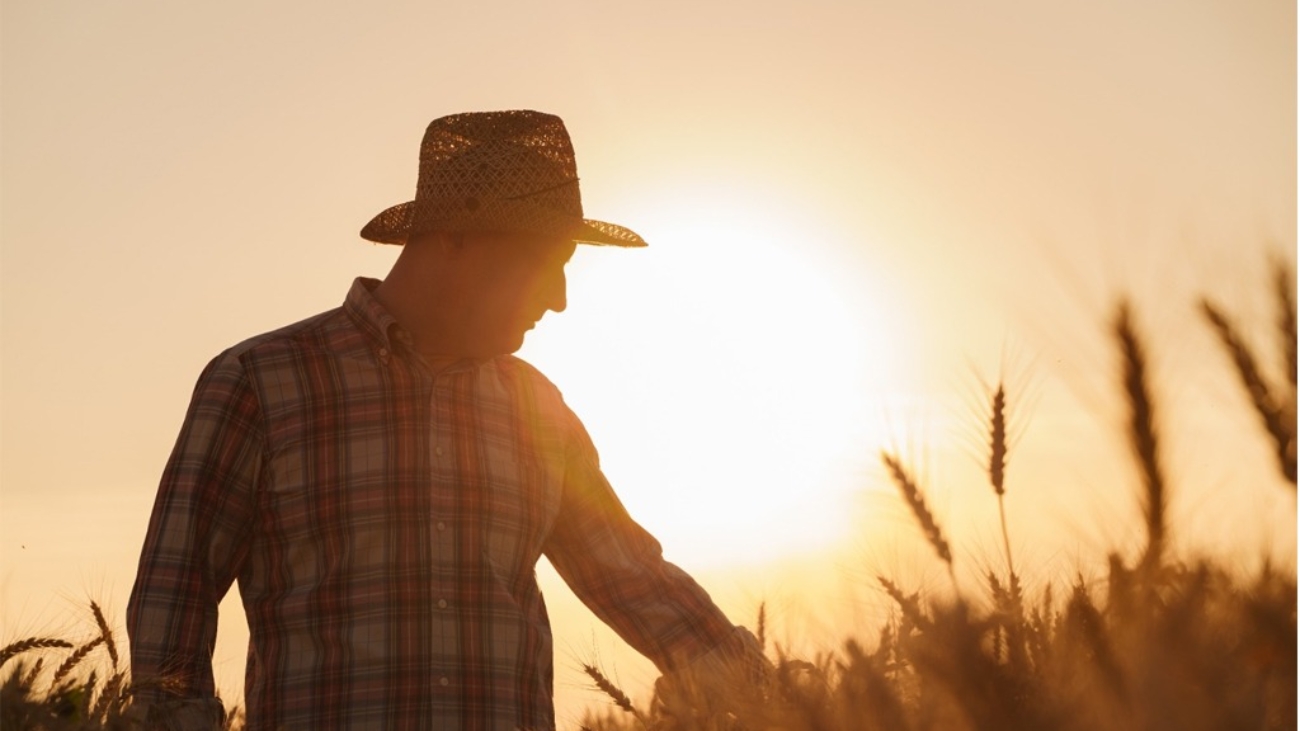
[1201, 298, 1297, 485]
[51, 635, 104, 687]
[1115, 302, 1167, 572]
[90, 601, 119, 670]
[91, 670, 127, 721]
[0, 638, 74, 668]
[988, 383, 1017, 580]
[878, 576, 930, 630]
[582, 663, 638, 716]
[1272, 254, 1297, 389]
[882, 452, 955, 586]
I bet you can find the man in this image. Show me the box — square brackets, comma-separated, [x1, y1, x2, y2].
[127, 110, 757, 730]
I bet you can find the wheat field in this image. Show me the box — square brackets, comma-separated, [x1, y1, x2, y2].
[3, 259, 1295, 731]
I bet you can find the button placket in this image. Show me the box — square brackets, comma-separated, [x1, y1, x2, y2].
[428, 372, 456, 682]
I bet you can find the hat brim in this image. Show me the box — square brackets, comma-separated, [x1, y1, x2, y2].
[359, 200, 647, 248]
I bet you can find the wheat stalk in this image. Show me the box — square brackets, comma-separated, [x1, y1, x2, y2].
[50, 635, 104, 687]
[988, 384, 1008, 496]
[0, 638, 74, 668]
[878, 576, 930, 630]
[91, 670, 127, 721]
[1114, 302, 1167, 572]
[90, 601, 119, 671]
[987, 383, 1018, 582]
[988, 571, 1010, 611]
[20, 657, 45, 688]
[1272, 254, 1297, 389]
[583, 663, 639, 717]
[1201, 298, 1297, 485]
[881, 451, 955, 585]
[76, 669, 99, 719]
[1065, 583, 1127, 702]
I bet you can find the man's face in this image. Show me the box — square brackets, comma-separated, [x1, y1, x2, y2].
[458, 232, 577, 356]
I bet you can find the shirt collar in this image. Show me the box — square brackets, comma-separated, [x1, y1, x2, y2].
[343, 277, 405, 353]
[342, 277, 492, 373]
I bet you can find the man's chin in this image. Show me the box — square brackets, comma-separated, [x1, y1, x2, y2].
[470, 325, 532, 357]
[491, 332, 529, 357]
[512, 331, 530, 353]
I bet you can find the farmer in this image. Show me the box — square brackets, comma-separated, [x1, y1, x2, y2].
[127, 110, 760, 730]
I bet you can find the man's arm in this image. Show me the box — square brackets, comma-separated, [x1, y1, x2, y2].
[126, 351, 263, 724]
[541, 416, 752, 675]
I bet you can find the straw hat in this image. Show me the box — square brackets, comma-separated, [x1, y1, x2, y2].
[360, 110, 646, 247]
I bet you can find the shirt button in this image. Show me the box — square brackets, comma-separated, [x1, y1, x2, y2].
[439, 677, 450, 687]
[436, 521, 447, 531]
[437, 599, 448, 609]
[435, 446, 444, 456]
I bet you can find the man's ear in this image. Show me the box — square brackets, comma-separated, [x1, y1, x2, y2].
[438, 232, 467, 257]
[409, 230, 466, 257]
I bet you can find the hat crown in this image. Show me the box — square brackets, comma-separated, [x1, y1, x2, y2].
[415, 110, 583, 219]
[359, 109, 646, 247]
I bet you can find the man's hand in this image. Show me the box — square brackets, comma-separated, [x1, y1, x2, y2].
[651, 627, 774, 725]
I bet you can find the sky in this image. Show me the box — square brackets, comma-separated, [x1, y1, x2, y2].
[2, 0, 1295, 725]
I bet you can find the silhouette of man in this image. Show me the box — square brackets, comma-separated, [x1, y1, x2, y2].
[127, 110, 758, 730]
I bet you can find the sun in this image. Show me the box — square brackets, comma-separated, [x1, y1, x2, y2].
[520, 182, 911, 568]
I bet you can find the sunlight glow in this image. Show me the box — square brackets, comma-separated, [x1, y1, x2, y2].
[522, 185, 909, 566]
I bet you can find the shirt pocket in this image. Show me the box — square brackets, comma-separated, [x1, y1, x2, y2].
[261, 437, 397, 587]
[481, 452, 563, 578]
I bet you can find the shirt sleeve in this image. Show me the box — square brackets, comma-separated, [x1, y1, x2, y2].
[126, 351, 264, 716]
[541, 414, 739, 674]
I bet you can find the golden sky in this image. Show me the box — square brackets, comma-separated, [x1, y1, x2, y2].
[2, 0, 1295, 725]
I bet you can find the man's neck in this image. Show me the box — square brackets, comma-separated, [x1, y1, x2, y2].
[372, 265, 468, 358]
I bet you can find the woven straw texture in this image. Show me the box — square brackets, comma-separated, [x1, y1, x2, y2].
[361, 110, 646, 247]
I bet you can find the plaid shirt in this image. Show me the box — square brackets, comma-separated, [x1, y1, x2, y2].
[127, 278, 739, 731]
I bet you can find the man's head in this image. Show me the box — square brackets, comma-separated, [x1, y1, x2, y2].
[365, 110, 644, 359]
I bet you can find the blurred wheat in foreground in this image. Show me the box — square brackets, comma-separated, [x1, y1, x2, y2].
[581, 258, 1297, 731]
[3, 259, 1295, 731]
